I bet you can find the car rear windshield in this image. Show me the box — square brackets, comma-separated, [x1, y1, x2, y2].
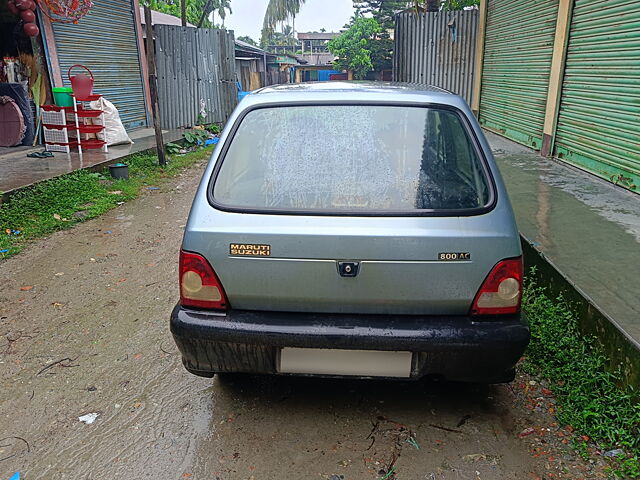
[212, 105, 492, 213]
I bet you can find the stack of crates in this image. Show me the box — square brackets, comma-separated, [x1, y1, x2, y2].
[41, 105, 77, 153]
[41, 99, 107, 154]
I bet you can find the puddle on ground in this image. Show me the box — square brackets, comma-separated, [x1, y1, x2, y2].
[500, 154, 640, 243]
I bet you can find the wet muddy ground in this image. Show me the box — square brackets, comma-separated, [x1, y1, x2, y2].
[1, 161, 606, 479]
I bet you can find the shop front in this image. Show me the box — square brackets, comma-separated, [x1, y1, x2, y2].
[0, 0, 149, 151]
[0, 0, 50, 149]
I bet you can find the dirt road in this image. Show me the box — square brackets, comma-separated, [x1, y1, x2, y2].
[0, 161, 599, 480]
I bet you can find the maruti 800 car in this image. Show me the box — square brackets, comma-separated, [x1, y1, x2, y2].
[170, 82, 529, 383]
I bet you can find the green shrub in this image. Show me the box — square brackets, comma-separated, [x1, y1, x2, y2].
[0, 147, 212, 259]
[523, 276, 640, 477]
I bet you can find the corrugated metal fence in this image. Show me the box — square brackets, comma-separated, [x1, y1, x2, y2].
[154, 25, 237, 129]
[393, 10, 478, 103]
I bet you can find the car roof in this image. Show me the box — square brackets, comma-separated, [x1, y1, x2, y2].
[254, 81, 451, 95]
[242, 81, 468, 109]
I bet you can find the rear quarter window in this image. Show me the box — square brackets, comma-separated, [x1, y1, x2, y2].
[212, 105, 493, 214]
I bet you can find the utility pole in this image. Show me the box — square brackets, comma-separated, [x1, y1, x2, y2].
[181, 0, 187, 26]
[143, 5, 167, 166]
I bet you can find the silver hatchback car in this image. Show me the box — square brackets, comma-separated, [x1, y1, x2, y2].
[171, 82, 529, 383]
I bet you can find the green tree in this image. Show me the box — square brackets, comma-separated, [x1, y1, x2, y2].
[211, 0, 232, 27]
[327, 17, 382, 79]
[368, 34, 393, 72]
[282, 24, 295, 39]
[147, 0, 231, 28]
[424, 0, 438, 10]
[440, 0, 479, 10]
[351, 1, 410, 72]
[353, 1, 411, 30]
[262, 0, 303, 34]
[413, 0, 479, 11]
[237, 35, 258, 46]
[261, 24, 297, 48]
[259, 0, 478, 52]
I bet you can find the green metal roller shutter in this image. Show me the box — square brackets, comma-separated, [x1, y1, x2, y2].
[51, 0, 148, 130]
[553, 0, 640, 191]
[479, 0, 559, 149]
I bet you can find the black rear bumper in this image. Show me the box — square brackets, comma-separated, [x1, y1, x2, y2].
[170, 305, 530, 382]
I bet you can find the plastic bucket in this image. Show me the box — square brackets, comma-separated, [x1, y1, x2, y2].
[68, 64, 94, 100]
[108, 163, 129, 180]
[52, 87, 74, 107]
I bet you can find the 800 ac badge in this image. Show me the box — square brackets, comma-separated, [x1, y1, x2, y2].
[439, 252, 471, 261]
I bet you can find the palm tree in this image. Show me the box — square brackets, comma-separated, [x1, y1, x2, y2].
[263, 0, 303, 33]
[262, 0, 439, 33]
[282, 24, 294, 39]
[216, 0, 231, 26]
[208, 0, 231, 27]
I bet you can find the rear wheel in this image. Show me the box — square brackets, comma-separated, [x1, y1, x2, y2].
[182, 360, 215, 378]
[486, 368, 516, 384]
[184, 368, 245, 383]
[184, 366, 216, 378]
[215, 372, 241, 383]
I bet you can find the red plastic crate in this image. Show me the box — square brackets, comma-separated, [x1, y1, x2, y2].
[71, 93, 102, 102]
[76, 108, 103, 118]
[45, 141, 78, 153]
[41, 109, 66, 126]
[78, 124, 104, 134]
[80, 139, 106, 149]
[43, 126, 71, 144]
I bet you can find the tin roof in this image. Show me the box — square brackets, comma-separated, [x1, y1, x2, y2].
[139, 7, 195, 27]
[297, 32, 340, 40]
[235, 39, 275, 57]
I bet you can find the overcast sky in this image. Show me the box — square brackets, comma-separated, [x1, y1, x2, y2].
[223, 0, 355, 42]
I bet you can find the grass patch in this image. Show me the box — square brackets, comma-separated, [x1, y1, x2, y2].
[0, 146, 213, 259]
[523, 275, 640, 478]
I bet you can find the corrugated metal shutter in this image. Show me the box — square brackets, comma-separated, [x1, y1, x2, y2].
[478, 0, 559, 149]
[51, 0, 148, 130]
[553, 0, 640, 190]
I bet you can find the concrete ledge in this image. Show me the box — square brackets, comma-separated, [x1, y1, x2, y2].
[522, 235, 640, 389]
[0, 129, 183, 204]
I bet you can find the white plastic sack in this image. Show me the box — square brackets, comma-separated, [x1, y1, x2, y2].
[90, 97, 133, 146]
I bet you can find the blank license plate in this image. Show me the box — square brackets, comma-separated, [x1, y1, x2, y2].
[278, 348, 412, 378]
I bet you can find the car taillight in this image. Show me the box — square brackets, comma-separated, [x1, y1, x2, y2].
[470, 257, 523, 316]
[179, 250, 229, 310]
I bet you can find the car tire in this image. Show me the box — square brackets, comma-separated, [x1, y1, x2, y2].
[488, 368, 516, 384]
[184, 365, 216, 378]
[215, 372, 244, 384]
